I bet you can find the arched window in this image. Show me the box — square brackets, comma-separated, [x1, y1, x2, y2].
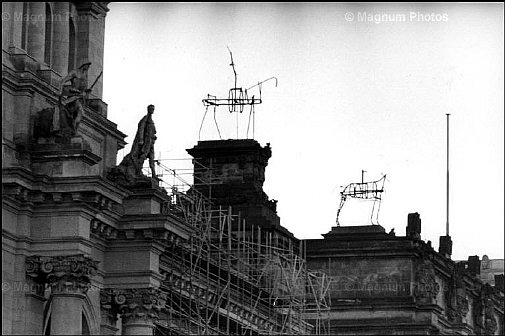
[21, 2, 29, 50]
[68, 17, 76, 73]
[44, 3, 53, 66]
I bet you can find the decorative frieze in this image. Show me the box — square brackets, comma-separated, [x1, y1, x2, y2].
[413, 259, 440, 303]
[26, 254, 98, 294]
[446, 269, 469, 324]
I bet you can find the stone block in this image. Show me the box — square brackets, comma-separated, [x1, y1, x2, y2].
[37, 68, 62, 87]
[87, 98, 107, 117]
[30, 140, 101, 177]
[121, 184, 169, 215]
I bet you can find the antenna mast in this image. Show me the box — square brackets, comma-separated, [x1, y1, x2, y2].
[200, 48, 278, 140]
[336, 173, 386, 226]
[446, 113, 450, 236]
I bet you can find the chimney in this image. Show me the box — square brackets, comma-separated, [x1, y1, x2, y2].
[495, 274, 504, 292]
[406, 213, 421, 239]
[467, 255, 481, 276]
[439, 235, 452, 258]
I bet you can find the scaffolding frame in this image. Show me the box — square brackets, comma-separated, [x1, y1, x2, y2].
[145, 159, 331, 335]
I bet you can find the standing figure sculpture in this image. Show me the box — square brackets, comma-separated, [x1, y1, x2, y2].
[118, 104, 158, 179]
[58, 60, 92, 137]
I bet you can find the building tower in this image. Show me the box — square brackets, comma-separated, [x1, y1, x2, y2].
[187, 139, 298, 252]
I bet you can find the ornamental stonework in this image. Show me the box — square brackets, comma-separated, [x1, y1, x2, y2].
[26, 254, 98, 294]
[413, 259, 440, 303]
[100, 287, 167, 324]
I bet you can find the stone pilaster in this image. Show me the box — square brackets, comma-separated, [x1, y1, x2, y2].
[26, 254, 98, 335]
[100, 287, 166, 336]
[74, 3, 109, 99]
[26, 2, 45, 62]
[51, 2, 70, 75]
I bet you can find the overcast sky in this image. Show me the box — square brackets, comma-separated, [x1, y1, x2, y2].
[103, 3, 504, 260]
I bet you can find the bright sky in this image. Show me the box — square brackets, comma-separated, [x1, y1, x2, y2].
[103, 3, 504, 260]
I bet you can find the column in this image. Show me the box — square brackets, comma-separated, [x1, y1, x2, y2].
[51, 2, 70, 75]
[26, 2, 45, 62]
[26, 255, 99, 335]
[50, 294, 84, 334]
[101, 288, 166, 336]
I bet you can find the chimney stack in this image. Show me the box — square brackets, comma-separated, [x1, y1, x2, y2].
[439, 235, 452, 258]
[467, 255, 481, 276]
[495, 274, 504, 292]
[406, 213, 421, 239]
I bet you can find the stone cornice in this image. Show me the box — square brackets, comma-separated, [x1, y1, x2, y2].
[2, 64, 56, 98]
[118, 213, 193, 241]
[2, 168, 129, 205]
[31, 143, 102, 166]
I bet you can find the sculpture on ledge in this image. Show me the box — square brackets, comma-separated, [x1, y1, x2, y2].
[57, 60, 92, 137]
[108, 104, 158, 187]
[33, 60, 98, 142]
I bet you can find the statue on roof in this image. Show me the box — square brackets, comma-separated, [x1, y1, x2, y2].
[107, 105, 158, 186]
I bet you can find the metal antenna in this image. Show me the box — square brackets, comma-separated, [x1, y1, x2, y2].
[336, 173, 386, 226]
[201, 48, 277, 139]
[227, 46, 237, 89]
[446, 114, 450, 236]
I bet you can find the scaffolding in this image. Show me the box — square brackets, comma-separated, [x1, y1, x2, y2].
[143, 159, 331, 335]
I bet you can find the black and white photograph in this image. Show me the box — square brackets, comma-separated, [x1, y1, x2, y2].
[2, 2, 504, 335]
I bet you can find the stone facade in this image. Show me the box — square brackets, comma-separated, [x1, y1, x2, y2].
[2, 2, 192, 335]
[304, 219, 505, 335]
